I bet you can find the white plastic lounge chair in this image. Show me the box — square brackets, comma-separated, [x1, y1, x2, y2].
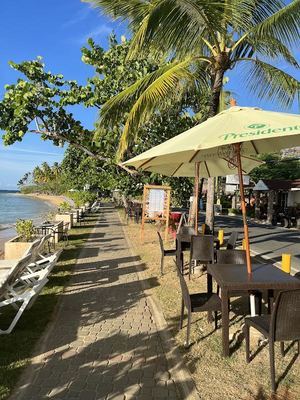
[0, 253, 49, 334]
[26, 248, 63, 277]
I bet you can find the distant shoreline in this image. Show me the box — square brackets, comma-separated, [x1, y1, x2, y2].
[21, 193, 74, 208]
[0, 193, 73, 258]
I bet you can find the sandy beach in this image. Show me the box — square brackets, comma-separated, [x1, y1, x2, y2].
[23, 193, 73, 208]
[0, 193, 73, 258]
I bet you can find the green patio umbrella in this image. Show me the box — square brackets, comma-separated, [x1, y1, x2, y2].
[123, 106, 300, 274]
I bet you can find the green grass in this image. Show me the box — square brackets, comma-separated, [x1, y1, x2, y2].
[0, 215, 96, 400]
[123, 215, 300, 400]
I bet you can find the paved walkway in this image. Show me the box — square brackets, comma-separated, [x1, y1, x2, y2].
[11, 206, 192, 400]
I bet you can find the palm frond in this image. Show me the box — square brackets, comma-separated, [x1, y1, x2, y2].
[232, 35, 299, 68]
[99, 57, 210, 159]
[84, 0, 150, 25]
[118, 59, 210, 158]
[234, 0, 300, 50]
[126, 0, 226, 57]
[237, 57, 300, 108]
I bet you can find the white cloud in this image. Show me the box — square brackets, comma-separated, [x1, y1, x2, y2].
[62, 6, 93, 28]
[0, 147, 62, 157]
[79, 24, 113, 44]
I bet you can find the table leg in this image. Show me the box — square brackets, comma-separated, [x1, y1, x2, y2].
[268, 289, 274, 313]
[221, 288, 230, 357]
[250, 294, 256, 316]
[207, 272, 212, 293]
[207, 273, 213, 322]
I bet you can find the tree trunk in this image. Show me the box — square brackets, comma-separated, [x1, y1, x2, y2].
[206, 177, 215, 233]
[255, 191, 261, 220]
[205, 67, 225, 232]
[267, 190, 275, 224]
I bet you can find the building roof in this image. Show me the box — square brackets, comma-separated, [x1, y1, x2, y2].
[253, 179, 300, 191]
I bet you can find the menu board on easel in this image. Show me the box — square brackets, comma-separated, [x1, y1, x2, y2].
[141, 184, 171, 241]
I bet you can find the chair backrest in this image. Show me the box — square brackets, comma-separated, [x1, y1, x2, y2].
[216, 250, 247, 265]
[174, 261, 191, 311]
[226, 231, 238, 249]
[190, 235, 214, 263]
[179, 226, 195, 236]
[23, 238, 43, 263]
[202, 224, 211, 235]
[271, 289, 300, 342]
[63, 223, 70, 233]
[157, 231, 164, 253]
[0, 253, 33, 295]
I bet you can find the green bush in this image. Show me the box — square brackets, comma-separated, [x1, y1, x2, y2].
[58, 201, 72, 213]
[68, 191, 97, 208]
[15, 219, 35, 242]
[228, 208, 239, 215]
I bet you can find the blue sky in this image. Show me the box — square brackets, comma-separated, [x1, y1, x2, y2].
[0, 0, 125, 189]
[0, 1, 299, 189]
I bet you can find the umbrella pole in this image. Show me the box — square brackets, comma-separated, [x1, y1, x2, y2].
[235, 143, 252, 274]
[195, 162, 200, 232]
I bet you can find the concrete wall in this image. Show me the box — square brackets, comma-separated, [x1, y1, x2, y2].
[287, 191, 300, 207]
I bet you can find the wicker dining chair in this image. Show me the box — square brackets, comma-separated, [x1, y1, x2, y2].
[226, 231, 238, 249]
[244, 289, 300, 392]
[176, 261, 221, 348]
[216, 250, 262, 314]
[157, 232, 176, 275]
[189, 235, 214, 279]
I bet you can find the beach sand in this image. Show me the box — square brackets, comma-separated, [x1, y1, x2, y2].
[23, 193, 73, 208]
[0, 194, 73, 259]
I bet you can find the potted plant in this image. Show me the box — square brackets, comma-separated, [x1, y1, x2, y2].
[4, 219, 35, 260]
[55, 201, 74, 227]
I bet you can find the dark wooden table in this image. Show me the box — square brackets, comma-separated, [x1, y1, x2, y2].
[207, 263, 300, 357]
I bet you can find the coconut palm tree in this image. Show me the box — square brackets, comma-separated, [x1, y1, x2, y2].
[52, 162, 61, 179]
[86, 0, 300, 229]
[32, 166, 44, 185]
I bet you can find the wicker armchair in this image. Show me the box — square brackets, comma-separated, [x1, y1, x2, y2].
[244, 289, 300, 392]
[189, 235, 214, 279]
[226, 231, 238, 249]
[157, 232, 176, 275]
[176, 261, 221, 348]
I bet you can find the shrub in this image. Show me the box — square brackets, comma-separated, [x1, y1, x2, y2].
[15, 219, 35, 242]
[228, 208, 239, 215]
[58, 201, 72, 213]
[68, 191, 97, 208]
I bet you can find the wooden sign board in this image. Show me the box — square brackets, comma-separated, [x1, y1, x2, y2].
[141, 184, 171, 241]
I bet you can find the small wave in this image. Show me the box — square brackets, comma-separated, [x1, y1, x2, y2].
[0, 223, 14, 231]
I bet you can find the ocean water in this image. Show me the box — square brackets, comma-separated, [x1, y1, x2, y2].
[0, 191, 53, 229]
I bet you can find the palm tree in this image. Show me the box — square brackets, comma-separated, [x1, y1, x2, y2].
[52, 162, 61, 179]
[41, 162, 53, 183]
[32, 166, 43, 185]
[87, 0, 300, 229]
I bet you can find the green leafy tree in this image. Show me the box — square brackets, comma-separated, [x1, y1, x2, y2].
[87, 0, 300, 229]
[0, 38, 162, 175]
[250, 153, 300, 181]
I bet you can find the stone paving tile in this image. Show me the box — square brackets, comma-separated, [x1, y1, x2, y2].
[11, 207, 179, 400]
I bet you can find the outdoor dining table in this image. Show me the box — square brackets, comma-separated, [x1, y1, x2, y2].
[35, 221, 64, 245]
[207, 263, 300, 357]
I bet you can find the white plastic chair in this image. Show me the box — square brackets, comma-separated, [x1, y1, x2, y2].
[0, 253, 49, 334]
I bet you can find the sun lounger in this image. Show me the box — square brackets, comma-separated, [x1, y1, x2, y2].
[0, 253, 49, 334]
[0, 235, 62, 334]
